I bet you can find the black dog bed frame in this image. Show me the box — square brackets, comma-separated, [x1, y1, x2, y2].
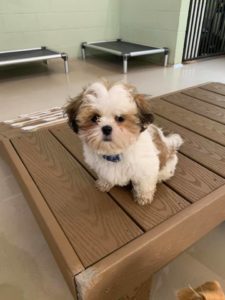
[0, 47, 69, 73]
[81, 39, 169, 73]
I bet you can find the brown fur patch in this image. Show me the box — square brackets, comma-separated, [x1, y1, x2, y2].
[118, 113, 141, 135]
[84, 89, 97, 98]
[101, 80, 137, 95]
[177, 281, 225, 300]
[98, 78, 123, 91]
[123, 83, 154, 130]
[76, 105, 99, 129]
[64, 89, 99, 133]
[134, 94, 154, 129]
[64, 92, 84, 133]
[100, 78, 114, 90]
[152, 126, 174, 169]
[123, 82, 138, 95]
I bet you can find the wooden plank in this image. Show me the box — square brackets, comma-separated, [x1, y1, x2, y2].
[111, 184, 189, 230]
[201, 82, 225, 96]
[162, 93, 225, 124]
[52, 124, 224, 211]
[0, 121, 65, 139]
[11, 130, 142, 267]
[183, 87, 225, 109]
[0, 138, 83, 297]
[155, 115, 225, 178]
[62, 94, 224, 204]
[51, 124, 190, 231]
[151, 98, 225, 146]
[0, 122, 22, 139]
[167, 153, 224, 203]
[75, 184, 225, 300]
[52, 125, 224, 205]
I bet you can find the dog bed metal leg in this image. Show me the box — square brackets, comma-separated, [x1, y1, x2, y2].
[81, 43, 86, 60]
[62, 54, 69, 73]
[163, 48, 169, 67]
[82, 48, 86, 60]
[64, 59, 69, 73]
[164, 54, 168, 67]
[123, 55, 128, 74]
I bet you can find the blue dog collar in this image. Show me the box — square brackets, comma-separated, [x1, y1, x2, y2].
[102, 154, 121, 162]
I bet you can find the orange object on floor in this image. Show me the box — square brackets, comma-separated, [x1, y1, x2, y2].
[177, 281, 225, 300]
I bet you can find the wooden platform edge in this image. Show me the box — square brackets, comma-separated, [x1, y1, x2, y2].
[75, 184, 225, 300]
[0, 137, 84, 298]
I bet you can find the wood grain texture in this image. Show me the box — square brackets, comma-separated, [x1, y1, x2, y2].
[76, 185, 225, 300]
[0, 121, 65, 140]
[52, 114, 223, 206]
[201, 82, 225, 96]
[183, 87, 225, 109]
[0, 122, 22, 139]
[155, 115, 225, 178]
[110, 184, 189, 231]
[0, 138, 83, 297]
[11, 130, 142, 267]
[167, 153, 224, 202]
[51, 124, 190, 231]
[151, 98, 225, 146]
[162, 93, 225, 124]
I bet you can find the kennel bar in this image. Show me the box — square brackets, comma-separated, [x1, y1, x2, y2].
[183, 0, 225, 61]
[0, 47, 69, 73]
[81, 39, 169, 73]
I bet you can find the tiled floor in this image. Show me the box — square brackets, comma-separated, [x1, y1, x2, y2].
[0, 55, 225, 300]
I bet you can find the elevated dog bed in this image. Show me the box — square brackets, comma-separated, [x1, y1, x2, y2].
[81, 39, 169, 73]
[0, 47, 68, 73]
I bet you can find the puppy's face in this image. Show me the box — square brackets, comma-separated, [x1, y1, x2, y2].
[65, 81, 154, 154]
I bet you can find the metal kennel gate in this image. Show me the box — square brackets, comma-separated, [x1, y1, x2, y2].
[183, 0, 225, 61]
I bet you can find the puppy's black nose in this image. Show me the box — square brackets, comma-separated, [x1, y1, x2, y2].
[102, 125, 112, 136]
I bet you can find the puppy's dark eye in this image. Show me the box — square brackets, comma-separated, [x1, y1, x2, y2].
[91, 114, 100, 123]
[115, 116, 125, 123]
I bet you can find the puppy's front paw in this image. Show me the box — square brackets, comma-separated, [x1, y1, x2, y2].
[134, 195, 154, 206]
[95, 179, 113, 192]
[133, 188, 156, 206]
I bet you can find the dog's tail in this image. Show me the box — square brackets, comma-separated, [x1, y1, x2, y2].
[166, 133, 183, 151]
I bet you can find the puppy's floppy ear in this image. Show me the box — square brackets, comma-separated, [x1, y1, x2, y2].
[134, 94, 154, 131]
[64, 93, 83, 133]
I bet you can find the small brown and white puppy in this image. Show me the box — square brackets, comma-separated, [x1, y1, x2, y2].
[177, 281, 225, 300]
[65, 81, 183, 205]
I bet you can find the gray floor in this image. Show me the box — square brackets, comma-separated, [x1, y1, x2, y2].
[0, 56, 225, 300]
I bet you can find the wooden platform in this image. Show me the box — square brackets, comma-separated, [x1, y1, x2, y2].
[1, 82, 225, 300]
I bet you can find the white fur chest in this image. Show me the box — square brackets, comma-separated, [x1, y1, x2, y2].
[82, 130, 160, 186]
